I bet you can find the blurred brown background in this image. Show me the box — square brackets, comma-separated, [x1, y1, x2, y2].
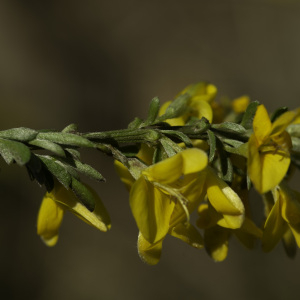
[0, 0, 300, 299]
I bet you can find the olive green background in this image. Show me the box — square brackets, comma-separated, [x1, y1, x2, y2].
[0, 1, 300, 299]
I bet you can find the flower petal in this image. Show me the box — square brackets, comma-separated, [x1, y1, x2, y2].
[189, 99, 213, 123]
[137, 232, 163, 265]
[114, 160, 135, 191]
[271, 110, 300, 136]
[248, 134, 290, 193]
[279, 185, 300, 247]
[144, 148, 208, 184]
[170, 223, 204, 249]
[261, 153, 290, 194]
[130, 177, 175, 243]
[262, 197, 288, 252]
[204, 226, 230, 262]
[234, 217, 262, 249]
[253, 105, 272, 144]
[37, 195, 64, 247]
[206, 168, 245, 229]
[54, 183, 111, 232]
[197, 202, 222, 229]
[232, 95, 250, 114]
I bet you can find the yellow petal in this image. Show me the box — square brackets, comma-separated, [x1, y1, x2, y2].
[54, 183, 111, 232]
[282, 229, 297, 258]
[260, 153, 290, 194]
[130, 177, 175, 243]
[253, 105, 272, 144]
[178, 82, 217, 103]
[280, 185, 300, 225]
[37, 195, 65, 247]
[197, 202, 222, 229]
[279, 185, 300, 247]
[137, 143, 155, 165]
[144, 148, 208, 184]
[206, 168, 245, 229]
[137, 232, 163, 265]
[170, 223, 204, 249]
[232, 95, 250, 114]
[114, 160, 135, 191]
[248, 134, 262, 192]
[248, 134, 290, 193]
[234, 218, 263, 249]
[189, 99, 213, 123]
[204, 226, 230, 262]
[271, 110, 300, 136]
[262, 197, 288, 252]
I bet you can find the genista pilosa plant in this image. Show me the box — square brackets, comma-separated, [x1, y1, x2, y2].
[1, 82, 300, 264]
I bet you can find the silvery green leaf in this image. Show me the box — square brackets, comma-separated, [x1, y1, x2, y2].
[29, 139, 66, 157]
[38, 155, 72, 189]
[157, 93, 189, 121]
[160, 130, 193, 147]
[71, 177, 95, 212]
[212, 122, 247, 134]
[62, 124, 78, 133]
[207, 130, 216, 163]
[0, 127, 38, 142]
[287, 124, 300, 138]
[141, 97, 160, 127]
[241, 101, 260, 129]
[37, 132, 95, 148]
[0, 138, 31, 165]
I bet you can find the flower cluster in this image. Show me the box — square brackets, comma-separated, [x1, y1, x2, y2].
[8, 81, 298, 264]
[114, 83, 300, 264]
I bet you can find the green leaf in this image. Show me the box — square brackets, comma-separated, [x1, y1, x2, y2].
[222, 138, 244, 148]
[216, 137, 233, 182]
[157, 93, 189, 122]
[291, 137, 300, 153]
[152, 146, 167, 164]
[160, 138, 177, 157]
[71, 177, 95, 211]
[65, 148, 81, 159]
[0, 127, 38, 142]
[26, 154, 54, 191]
[62, 123, 78, 133]
[287, 124, 300, 138]
[160, 130, 193, 147]
[212, 122, 247, 135]
[207, 130, 216, 163]
[38, 155, 72, 189]
[29, 139, 66, 157]
[223, 141, 248, 158]
[141, 97, 160, 127]
[241, 101, 260, 129]
[128, 117, 143, 129]
[57, 156, 105, 182]
[37, 132, 95, 148]
[0, 138, 31, 165]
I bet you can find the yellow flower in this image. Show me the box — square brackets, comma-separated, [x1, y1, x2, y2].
[262, 182, 300, 252]
[248, 105, 299, 193]
[116, 148, 207, 264]
[197, 200, 262, 262]
[130, 148, 207, 244]
[232, 95, 250, 114]
[205, 167, 245, 229]
[37, 181, 111, 246]
[159, 82, 215, 126]
[115, 145, 246, 264]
